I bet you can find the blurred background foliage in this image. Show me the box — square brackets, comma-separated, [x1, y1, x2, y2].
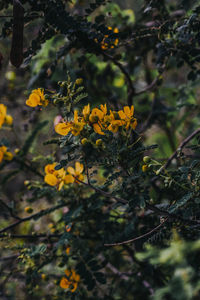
[1, 0, 200, 299]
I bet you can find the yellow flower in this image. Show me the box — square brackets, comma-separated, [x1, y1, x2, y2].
[99, 27, 119, 50]
[0, 104, 13, 128]
[55, 111, 85, 137]
[60, 269, 80, 292]
[82, 104, 90, 121]
[89, 105, 107, 135]
[0, 146, 13, 163]
[26, 88, 48, 107]
[107, 120, 120, 133]
[71, 111, 85, 136]
[67, 162, 84, 183]
[118, 105, 137, 130]
[44, 163, 69, 191]
[55, 122, 73, 136]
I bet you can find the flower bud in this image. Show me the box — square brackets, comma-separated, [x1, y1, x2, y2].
[5, 115, 13, 125]
[53, 99, 60, 105]
[41, 274, 46, 280]
[14, 148, 20, 154]
[81, 138, 89, 145]
[5, 71, 16, 81]
[24, 206, 33, 214]
[24, 180, 30, 186]
[142, 164, 148, 172]
[143, 156, 151, 164]
[96, 139, 103, 147]
[75, 78, 83, 85]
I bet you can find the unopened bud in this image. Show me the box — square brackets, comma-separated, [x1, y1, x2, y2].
[24, 207, 33, 214]
[142, 164, 148, 172]
[14, 148, 20, 154]
[75, 78, 83, 85]
[96, 139, 103, 147]
[143, 156, 151, 164]
[81, 138, 89, 145]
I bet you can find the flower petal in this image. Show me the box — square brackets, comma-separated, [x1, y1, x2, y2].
[64, 174, 74, 184]
[75, 162, 84, 175]
[55, 123, 72, 136]
[44, 174, 58, 186]
[67, 167, 76, 176]
[124, 106, 131, 117]
[26, 93, 40, 107]
[93, 123, 105, 135]
[60, 277, 70, 289]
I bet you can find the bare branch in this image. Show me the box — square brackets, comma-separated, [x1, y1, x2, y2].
[104, 218, 168, 246]
[164, 128, 200, 169]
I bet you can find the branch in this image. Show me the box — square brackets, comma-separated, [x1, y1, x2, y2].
[0, 233, 61, 239]
[104, 218, 168, 246]
[164, 128, 200, 169]
[0, 199, 21, 220]
[134, 77, 159, 96]
[103, 52, 135, 106]
[0, 203, 66, 234]
[76, 177, 200, 225]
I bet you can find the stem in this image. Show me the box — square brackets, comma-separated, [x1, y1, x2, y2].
[164, 128, 200, 169]
[104, 218, 168, 246]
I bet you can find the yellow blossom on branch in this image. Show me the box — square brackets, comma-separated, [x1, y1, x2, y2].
[55, 110, 85, 136]
[118, 105, 137, 130]
[0, 146, 13, 163]
[44, 162, 84, 190]
[67, 162, 84, 183]
[95, 27, 119, 50]
[26, 88, 49, 107]
[60, 269, 80, 292]
[55, 103, 137, 137]
[44, 163, 69, 191]
[0, 104, 13, 128]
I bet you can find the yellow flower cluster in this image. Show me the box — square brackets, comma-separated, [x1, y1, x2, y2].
[26, 88, 49, 107]
[44, 162, 84, 190]
[0, 146, 13, 163]
[95, 27, 119, 50]
[55, 104, 137, 136]
[0, 104, 13, 129]
[60, 269, 80, 292]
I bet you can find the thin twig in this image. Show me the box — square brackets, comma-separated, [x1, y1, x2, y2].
[0, 203, 66, 234]
[0, 233, 61, 239]
[104, 218, 168, 246]
[103, 52, 135, 106]
[134, 77, 158, 96]
[0, 199, 21, 220]
[164, 128, 200, 169]
[76, 177, 200, 225]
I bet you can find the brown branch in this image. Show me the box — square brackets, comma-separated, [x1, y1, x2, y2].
[164, 128, 200, 169]
[102, 52, 135, 106]
[104, 218, 168, 246]
[134, 77, 159, 96]
[76, 177, 200, 225]
[0, 199, 21, 220]
[0, 203, 66, 234]
[0, 233, 61, 239]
